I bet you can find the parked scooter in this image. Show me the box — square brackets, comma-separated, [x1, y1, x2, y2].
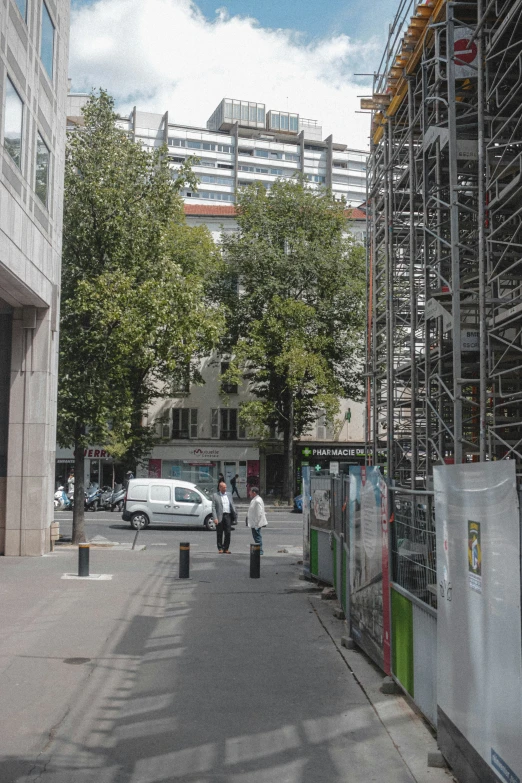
[84, 483, 103, 512]
[54, 486, 71, 510]
[99, 486, 113, 511]
[109, 484, 126, 512]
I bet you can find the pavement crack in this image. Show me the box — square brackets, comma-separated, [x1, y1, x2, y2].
[27, 703, 71, 781]
[308, 597, 420, 783]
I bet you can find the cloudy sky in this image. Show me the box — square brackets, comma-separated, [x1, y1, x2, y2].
[69, 0, 400, 150]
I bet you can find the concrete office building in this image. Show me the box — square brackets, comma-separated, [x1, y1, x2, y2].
[0, 0, 70, 555]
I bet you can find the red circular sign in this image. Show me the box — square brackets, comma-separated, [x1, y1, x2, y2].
[454, 37, 477, 65]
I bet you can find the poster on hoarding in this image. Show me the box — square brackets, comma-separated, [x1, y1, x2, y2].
[349, 465, 384, 668]
[434, 461, 522, 783]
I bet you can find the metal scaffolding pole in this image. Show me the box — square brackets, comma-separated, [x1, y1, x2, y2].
[364, 0, 522, 487]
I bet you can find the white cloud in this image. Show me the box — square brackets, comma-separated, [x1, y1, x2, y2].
[69, 0, 377, 149]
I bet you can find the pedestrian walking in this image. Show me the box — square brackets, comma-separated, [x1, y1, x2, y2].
[217, 472, 225, 489]
[246, 486, 267, 555]
[67, 470, 75, 496]
[231, 473, 241, 499]
[212, 481, 237, 554]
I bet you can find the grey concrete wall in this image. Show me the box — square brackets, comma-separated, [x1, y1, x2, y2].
[0, 0, 70, 555]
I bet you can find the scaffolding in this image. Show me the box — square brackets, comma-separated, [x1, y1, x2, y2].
[364, 0, 522, 488]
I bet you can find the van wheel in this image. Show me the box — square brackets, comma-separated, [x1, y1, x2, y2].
[204, 515, 216, 531]
[130, 512, 149, 530]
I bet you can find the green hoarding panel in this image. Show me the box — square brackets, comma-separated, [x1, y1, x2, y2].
[310, 528, 319, 576]
[391, 588, 414, 696]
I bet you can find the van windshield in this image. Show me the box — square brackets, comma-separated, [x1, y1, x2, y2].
[195, 484, 212, 500]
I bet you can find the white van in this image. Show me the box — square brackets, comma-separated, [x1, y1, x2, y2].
[122, 478, 214, 530]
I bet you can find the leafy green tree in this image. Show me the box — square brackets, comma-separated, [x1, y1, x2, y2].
[219, 179, 365, 503]
[58, 91, 222, 542]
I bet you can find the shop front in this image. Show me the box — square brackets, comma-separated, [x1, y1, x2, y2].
[295, 442, 368, 493]
[55, 446, 124, 490]
[142, 444, 260, 498]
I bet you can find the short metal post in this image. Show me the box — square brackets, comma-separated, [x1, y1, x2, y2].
[250, 543, 261, 579]
[78, 543, 90, 577]
[179, 542, 190, 579]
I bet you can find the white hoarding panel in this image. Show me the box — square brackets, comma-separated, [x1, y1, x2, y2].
[434, 461, 522, 782]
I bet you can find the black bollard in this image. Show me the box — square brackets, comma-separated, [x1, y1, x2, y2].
[179, 542, 190, 579]
[250, 543, 261, 579]
[78, 543, 90, 577]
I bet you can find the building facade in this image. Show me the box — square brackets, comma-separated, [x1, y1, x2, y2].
[1, 0, 70, 555]
[109, 97, 367, 208]
[65, 92, 368, 497]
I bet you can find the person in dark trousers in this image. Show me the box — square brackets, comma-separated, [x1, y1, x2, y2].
[230, 473, 241, 499]
[212, 481, 237, 554]
[217, 472, 225, 489]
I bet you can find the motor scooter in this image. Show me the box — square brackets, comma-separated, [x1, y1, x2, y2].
[99, 486, 113, 511]
[84, 484, 103, 512]
[54, 486, 71, 510]
[109, 485, 126, 512]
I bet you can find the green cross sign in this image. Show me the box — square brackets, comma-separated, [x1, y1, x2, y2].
[315, 464, 322, 472]
[302, 447, 312, 457]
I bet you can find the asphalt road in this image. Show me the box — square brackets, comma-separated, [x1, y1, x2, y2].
[54, 509, 304, 551]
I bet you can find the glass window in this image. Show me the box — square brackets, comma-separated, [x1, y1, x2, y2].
[40, 2, 55, 79]
[211, 408, 219, 439]
[271, 113, 280, 130]
[190, 409, 198, 439]
[280, 114, 289, 131]
[257, 107, 264, 123]
[220, 409, 237, 440]
[175, 487, 201, 504]
[150, 485, 171, 502]
[187, 140, 202, 149]
[15, 0, 27, 20]
[289, 115, 298, 132]
[255, 149, 269, 158]
[225, 101, 233, 119]
[232, 102, 241, 120]
[128, 484, 148, 501]
[249, 105, 257, 122]
[4, 77, 23, 168]
[35, 133, 50, 206]
[172, 408, 190, 438]
[241, 104, 249, 121]
[221, 362, 238, 394]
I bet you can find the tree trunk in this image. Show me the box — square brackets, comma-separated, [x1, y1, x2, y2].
[283, 394, 295, 506]
[72, 439, 86, 544]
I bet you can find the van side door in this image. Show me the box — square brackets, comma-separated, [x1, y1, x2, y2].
[149, 484, 175, 525]
[172, 487, 205, 525]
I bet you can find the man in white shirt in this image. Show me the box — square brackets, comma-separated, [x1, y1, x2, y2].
[246, 486, 267, 555]
[212, 481, 237, 553]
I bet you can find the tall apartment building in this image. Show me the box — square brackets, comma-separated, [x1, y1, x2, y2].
[1, 0, 70, 555]
[63, 93, 368, 496]
[107, 97, 367, 207]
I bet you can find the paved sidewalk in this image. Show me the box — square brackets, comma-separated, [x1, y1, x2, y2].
[0, 538, 451, 782]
